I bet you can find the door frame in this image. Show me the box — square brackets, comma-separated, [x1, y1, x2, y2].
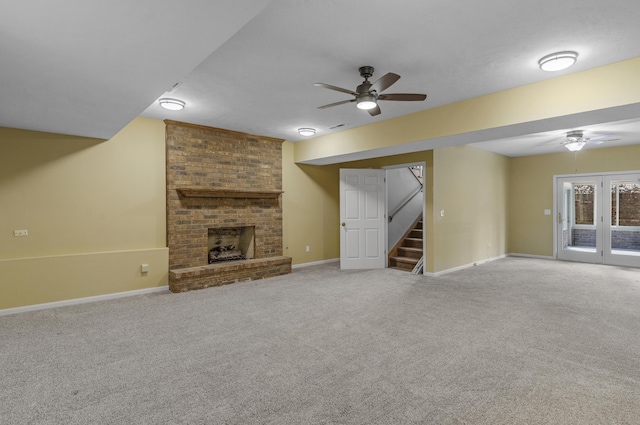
[603, 172, 640, 267]
[382, 162, 427, 274]
[554, 174, 603, 264]
[553, 170, 640, 267]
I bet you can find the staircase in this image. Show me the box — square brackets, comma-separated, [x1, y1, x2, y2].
[389, 219, 423, 272]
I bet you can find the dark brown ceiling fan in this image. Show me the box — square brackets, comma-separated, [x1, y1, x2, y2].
[314, 66, 427, 116]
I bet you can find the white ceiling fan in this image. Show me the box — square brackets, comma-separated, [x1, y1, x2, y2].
[563, 130, 620, 151]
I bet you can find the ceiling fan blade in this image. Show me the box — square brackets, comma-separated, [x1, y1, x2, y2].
[378, 93, 427, 101]
[370, 72, 400, 93]
[590, 137, 620, 145]
[314, 83, 358, 96]
[589, 134, 615, 141]
[318, 99, 355, 109]
[368, 105, 381, 116]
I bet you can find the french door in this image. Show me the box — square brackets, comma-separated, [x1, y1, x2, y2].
[556, 172, 640, 267]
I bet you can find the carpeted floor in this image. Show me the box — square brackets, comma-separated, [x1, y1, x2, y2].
[1, 257, 640, 424]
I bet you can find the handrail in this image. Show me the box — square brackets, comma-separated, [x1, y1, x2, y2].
[389, 186, 422, 222]
[409, 166, 423, 186]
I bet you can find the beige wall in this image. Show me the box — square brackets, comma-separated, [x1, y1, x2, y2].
[433, 145, 509, 272]
[508, 144, 640, 256]
[4, 118, 636, 311]
[282, 142, 341, 264]
[0, 117, 168, 310]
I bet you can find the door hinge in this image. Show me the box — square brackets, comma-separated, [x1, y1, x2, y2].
[601, 250, 604, 256]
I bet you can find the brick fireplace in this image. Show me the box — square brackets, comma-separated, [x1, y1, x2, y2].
[165, 121, 291, 292]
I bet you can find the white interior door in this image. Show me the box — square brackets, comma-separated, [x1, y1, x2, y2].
[340, 168, 386, 269]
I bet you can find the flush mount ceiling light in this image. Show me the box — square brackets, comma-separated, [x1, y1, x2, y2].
[298, 128, 316, 136]
[158, 98, 185, 111]
[356, 93, 377, 110]
[564, 130, 587, 151]
[538, 51, 578, 72]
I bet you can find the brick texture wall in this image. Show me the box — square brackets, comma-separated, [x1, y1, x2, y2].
[165, 121, 286, 271]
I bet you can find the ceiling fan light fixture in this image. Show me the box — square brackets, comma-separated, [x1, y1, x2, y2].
[538, 51, 578, 72]
[298, 128, 316, 136]
[159, 98, 185, 111]
[356, 94, 377, 110]
[564, 141, 586, 152]
[564, 130, 586, 151]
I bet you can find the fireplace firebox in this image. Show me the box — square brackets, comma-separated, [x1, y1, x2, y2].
[208, 226, 255, 264]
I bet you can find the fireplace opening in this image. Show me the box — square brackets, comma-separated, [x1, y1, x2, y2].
[208, 226, 255, 264]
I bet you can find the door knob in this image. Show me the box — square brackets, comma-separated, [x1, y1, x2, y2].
[341, 222, 346, 226]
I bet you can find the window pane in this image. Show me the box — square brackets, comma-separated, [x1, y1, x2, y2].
[574, 184, 594, 225]
[611, 184, 618, 226]
[616, 182, 640, 226]
[611, 181, 640, 253]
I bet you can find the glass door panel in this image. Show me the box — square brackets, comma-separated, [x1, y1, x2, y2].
[604, 174, 640, 267]
[557, 176, 603, 263]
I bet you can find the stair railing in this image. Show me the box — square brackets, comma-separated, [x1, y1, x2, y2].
[389, 186, 422, 222]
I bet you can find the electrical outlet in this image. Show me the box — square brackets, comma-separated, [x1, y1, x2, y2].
[141, 264, 149, 273]
[306, 245, 310, 252]
[13, 229, 28, 237]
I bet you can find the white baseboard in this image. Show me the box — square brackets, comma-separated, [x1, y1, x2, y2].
[292, 258, 339, 269]
[424, 254, 508, 277]
[0, 286, 169, 317]
[508, 253, 556, 260]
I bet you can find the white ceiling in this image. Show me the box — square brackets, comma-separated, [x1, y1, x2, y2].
[2, 0, 640, 159]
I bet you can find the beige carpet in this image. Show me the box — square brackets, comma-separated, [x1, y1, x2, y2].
[1, 257, 639, 424]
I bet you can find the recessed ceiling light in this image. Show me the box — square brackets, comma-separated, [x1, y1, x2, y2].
[159, 98, 185, 111]
[298, 128, 316, 136]
[538, 51, 578, 72]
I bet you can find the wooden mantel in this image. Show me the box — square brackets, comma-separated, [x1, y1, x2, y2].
[176, 187, 283, 199]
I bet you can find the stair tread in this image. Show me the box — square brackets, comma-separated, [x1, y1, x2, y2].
[390, 256, 419, 264]
[389, 266, 412, 272]
[398, 246, 422, 252]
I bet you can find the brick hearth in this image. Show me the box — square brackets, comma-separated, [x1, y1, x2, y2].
[165, 121, 291, 292]
[169, 257, 292, 292]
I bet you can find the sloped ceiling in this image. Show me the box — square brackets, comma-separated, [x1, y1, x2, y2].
[0, 0, 272, 139]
